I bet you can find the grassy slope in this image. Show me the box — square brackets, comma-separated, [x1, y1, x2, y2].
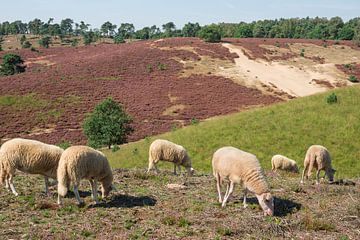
[104, 85, 360, 178]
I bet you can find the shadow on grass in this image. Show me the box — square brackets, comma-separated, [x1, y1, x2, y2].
[274, 197, 301, 217]
[235, 196, 301, 217]
[90, 194, 157, 209]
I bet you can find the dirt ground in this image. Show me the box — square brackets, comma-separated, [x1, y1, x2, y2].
[0, 169, 359, 239]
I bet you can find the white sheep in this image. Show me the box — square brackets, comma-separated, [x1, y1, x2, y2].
[147, 139, 194, 176]
[300, 145, 336, 185]
[212, 146, 274, 216]
[271, 154, 299, 173]
[0, 138, 64, 196]
[57, 145, 113, 205]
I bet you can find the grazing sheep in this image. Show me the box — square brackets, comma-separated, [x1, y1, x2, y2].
[300, 145, 336, 185]
[57, 145, 113, 205]
[0, 138, 64, 196]
[271, 154, 299, 173]
[212, 146, 274, 216]
[147, 139, 194, 176]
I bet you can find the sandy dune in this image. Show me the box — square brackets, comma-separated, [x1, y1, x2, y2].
[221, 43, 348, 97]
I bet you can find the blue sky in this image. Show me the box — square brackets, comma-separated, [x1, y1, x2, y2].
[1, 0, 359, 29]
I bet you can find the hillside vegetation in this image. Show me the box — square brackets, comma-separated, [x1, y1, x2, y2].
[104, 85, 360, 178]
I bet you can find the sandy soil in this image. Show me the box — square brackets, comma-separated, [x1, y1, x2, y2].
[222, 43, 348, 97]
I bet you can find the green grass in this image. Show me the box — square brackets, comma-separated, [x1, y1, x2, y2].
[104, 85, 360, 178]
[0, 93, 48, 110]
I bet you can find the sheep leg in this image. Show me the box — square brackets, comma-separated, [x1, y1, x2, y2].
[5, 179, 9, 189]
[300, 164, 309, 184]
[216, 173, 223, 203]
[316, 170, 321, 185]
[173, 164, 177, 175]
[44, 177, 50, 196]
[89, 180, 99, 204]
[178, 165, 181, 174]
[243, 188, 248, 208]
[57, 194, 63, 205]
[9, 176, 19, 196]
[73, 184, 84, 205]
[147, 161, 155, 173]
[222, 181, 234, 207]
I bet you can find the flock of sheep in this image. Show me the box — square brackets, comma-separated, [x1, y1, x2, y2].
[0, 138, 336, 216]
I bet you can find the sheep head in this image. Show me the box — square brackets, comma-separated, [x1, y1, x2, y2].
[256, 192, 274, 216]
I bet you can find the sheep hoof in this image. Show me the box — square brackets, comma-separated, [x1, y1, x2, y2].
[218, 199, 223, 204]
[243, 204, 248, 209]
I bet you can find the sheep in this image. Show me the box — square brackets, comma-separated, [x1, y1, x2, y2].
[57, 145, 113, 205]
[271, 154, 299, 173]
[0, 138, 64, 196]
[212, 146, 274, 216]
[300, 145, 336, 185]
[147, 139, 194, 176]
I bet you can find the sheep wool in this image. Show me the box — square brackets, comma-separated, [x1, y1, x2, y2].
[301, 145, 335, 184]
[0, 138, 64, 196]
[271, 154, 299, 173]
[212, 146, 274, 216]
[147, 139, 194, 175]
[57, 145, 113, 205]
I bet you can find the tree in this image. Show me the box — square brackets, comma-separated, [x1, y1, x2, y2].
[20, 35, 26, 45]
[101, 21, 117, 37]
[162, 22, 176, 37]
[28, 18, 43, 35]
[182, 22, 201, 37]
[198, 24, 221, 42]
[0, 54, 26, 76]
[83, 98, 133, 149]
[135, 27, 150, 39]
[60, 18, 74, 35]
[0, 36, 4, 51]
[118, 23, 135, 39]
[235, 23, 253, 38]
[38, 36, 51, 48]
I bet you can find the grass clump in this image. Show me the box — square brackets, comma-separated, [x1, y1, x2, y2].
[326, 92, 337, 104]
[348, 75, 359, 83]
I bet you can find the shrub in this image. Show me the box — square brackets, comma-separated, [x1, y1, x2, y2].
[38, 36, 51, 48]
[114, 35, 125, 44]
[0, 54, 26, 76]
[326, 93, 337, 104]
[197, 24, 221, 43]
[157, 62, 166, 70]
[71, 39, 79, 47]
[83, 97, 133, 149]
[22, 41, 32, 49]
[300, 48, 305, 57]
[20, 35, 27, 45]
[348, 75, 359, 83]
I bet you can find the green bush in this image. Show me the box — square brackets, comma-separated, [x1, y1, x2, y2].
[348, 75, 359, 83]
[22, 41, 32, 49]
[83, 97, 133, 149]
[197, 24, 221, 43]
[0, 54, 26, 76]
[326, 93, 337, 104]
[38, 36, 51, 48]
[114, 35, 125, 44]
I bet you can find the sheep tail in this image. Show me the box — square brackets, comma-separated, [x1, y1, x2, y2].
[57, 168, 70, 197]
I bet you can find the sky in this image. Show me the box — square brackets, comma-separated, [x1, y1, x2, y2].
[1, 0, 359, 29]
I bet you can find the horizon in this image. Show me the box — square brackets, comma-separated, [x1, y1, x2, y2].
[1, 0, 360, 29]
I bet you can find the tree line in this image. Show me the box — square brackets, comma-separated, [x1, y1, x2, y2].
[0, 16, 360, 43]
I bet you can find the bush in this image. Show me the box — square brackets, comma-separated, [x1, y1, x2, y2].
[0, 54, 26, 76]
[197, 24, 221, 43]
[38, 36, 51, 48]
[114, 35, 125, 44]
[22, 41, 32, 49]
[71, 39, 79, 47]
[326, 93, 337, 104]
[83, 97, 133, 149]
[348, 75, 359, 83]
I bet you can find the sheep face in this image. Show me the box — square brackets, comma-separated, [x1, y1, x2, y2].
[292, 165, 299, 173]
[326, 168, 336, 182]
[256, 192, 274, 216]
[101, 183, 112, 198]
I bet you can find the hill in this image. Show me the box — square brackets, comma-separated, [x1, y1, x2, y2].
[104, 85, 360, 179]
[0, 37, 359, 145]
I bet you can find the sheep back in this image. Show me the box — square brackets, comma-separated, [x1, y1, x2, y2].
[212, 146, 269, 195]
[149, 139, 191, 167]
[0, 138, 63, 179]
